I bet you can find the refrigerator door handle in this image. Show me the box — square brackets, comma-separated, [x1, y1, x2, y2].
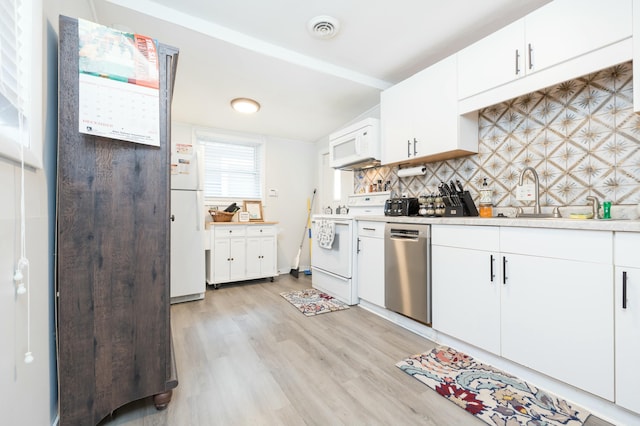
[195, 145, 205, 191]
[196, 191, 204, 231]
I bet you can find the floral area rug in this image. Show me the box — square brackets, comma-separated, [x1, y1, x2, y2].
[280, 288, 349, 316]
[396, 345, 590, 426]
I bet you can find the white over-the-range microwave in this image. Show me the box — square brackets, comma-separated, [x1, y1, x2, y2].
[329, 117, 381, 170]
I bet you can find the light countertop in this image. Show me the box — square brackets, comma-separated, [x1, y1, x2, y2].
[355, 215, 640, 232]
[206, 221, 278, 229]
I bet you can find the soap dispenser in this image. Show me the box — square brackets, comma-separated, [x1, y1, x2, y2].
[479, 178, 493, 218]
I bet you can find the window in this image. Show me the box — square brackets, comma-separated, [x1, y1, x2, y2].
[0, 0, 41, 168]
[197, 129, 265, 200]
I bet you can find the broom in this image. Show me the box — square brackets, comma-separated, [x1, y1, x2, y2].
[290, 188, 316, 278]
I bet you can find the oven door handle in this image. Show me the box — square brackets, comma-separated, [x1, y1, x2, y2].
[311, 267, 349, 281]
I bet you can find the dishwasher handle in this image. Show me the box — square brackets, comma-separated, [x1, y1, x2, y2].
[389, 229, 421, 241]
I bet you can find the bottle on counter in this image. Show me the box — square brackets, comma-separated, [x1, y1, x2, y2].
[479, 178, 493, 218]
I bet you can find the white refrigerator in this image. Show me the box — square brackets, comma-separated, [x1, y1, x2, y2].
[170, 141, 206, 303]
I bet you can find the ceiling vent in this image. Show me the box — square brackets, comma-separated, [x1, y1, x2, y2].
[307, 15, 340, 39]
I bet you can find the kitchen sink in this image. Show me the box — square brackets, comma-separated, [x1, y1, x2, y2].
[515, 213, 557, 219]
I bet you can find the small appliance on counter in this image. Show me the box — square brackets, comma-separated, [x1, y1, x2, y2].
[384, 197, 420, 216]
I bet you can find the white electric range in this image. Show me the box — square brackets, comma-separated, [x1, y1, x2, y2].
[311, 192, 389, 304]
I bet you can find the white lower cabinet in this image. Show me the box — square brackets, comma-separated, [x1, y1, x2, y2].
[208, 223, 278, 287]
[432, 225, 614, 400]
[211, 227, 247, 285]
[614, 232, 640, 414]
[432, 225, 501, 355]
[356, 221, 385, 307]
[246, 225, 277, 279]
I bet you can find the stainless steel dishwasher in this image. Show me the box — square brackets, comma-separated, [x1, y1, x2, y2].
[384, 223, 431, 325]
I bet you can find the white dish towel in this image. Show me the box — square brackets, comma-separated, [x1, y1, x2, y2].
[315, 220, 335, 249]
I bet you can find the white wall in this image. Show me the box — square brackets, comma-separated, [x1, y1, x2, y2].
[0, 161, 51, 425]
[264, 135, 317, 273]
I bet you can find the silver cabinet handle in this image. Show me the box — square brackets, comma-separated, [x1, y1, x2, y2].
[413, 138, 418, 156]
[515, 49, 520, 75]
[490, 255, 495, 282]
[502, 256, 508, 285]
[407, 140, 411, 157]
[528, 43, 533, 70]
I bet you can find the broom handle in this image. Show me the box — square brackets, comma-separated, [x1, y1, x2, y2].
[299, 189, 317, 247]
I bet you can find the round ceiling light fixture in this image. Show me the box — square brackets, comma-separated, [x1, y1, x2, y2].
[307, 15, 340, 39]
[230, 98, 261, 114]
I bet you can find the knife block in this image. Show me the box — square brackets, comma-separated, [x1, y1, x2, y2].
[443, 191, 478, 217]
[460, 191, 479, 216]
[444, 205, 465, 217]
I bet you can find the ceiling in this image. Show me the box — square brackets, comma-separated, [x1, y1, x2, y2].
[89, 0, 550, 143]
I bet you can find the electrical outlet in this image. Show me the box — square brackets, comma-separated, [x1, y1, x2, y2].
[516, 184, 536, 201]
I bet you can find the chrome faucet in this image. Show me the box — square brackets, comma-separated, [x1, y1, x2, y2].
[586, 196, 600, 219]
[518, 166, 541, 215]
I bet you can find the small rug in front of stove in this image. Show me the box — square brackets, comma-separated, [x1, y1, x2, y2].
[396, 345, 591, 426]
[280, 288, 349, 316]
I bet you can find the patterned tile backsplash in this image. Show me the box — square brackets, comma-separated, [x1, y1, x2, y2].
[355, 61, 640, 211]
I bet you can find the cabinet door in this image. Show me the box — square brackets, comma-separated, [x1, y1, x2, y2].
[457, 19, 525, 99]
[245, 237, 262, 278]
[356, 236, 385, 306]
[635, 0, 640, 113]
[246, 236, 276, 278]
[229, 238, 246, 280]
[380, 79, 413, 164]
[432, 245, 501, 354]
[525, 0, 632, 73]
[501, 254, 614, 400]
[212, 238, 231, 283]
[615, 266, 640, 414]
[259, 236, 277, 277]
[414, 55, 457, 157]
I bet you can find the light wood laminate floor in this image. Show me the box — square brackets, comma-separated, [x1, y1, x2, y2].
[99, 274, 611, 426]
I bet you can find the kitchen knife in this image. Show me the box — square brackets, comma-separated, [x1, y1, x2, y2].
[449, 181, 462, 206]
[455, 180, 465, 193]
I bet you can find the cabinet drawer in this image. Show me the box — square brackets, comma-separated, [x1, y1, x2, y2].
[500, 227, 612, 264]
[357, 221, 385, 238]
[246, 225, 276, 237]
[614, 232, 640, 268]
[213, 225, 246, 238]
[432, 225, 499, 252]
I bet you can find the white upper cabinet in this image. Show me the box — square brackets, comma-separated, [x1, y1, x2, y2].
[381, 55, 477, 166]
[458, 0, 633, 107]
[525, 0, 631, 73]
[634, 0, 640, 112]
[458, 20, 525, 100]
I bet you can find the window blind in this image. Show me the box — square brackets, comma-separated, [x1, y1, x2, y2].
[0, 0, 29, 145]
[199, 133, 264, 199]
